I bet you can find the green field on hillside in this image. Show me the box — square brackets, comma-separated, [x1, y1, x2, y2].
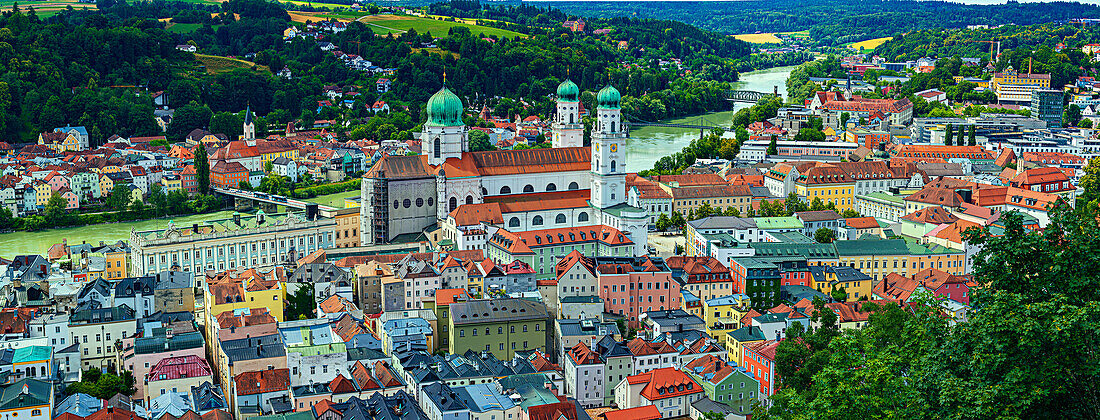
[358, 15, 524, 38]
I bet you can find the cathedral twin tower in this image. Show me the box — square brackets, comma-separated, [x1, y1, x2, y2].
[420, 77, 629, 210]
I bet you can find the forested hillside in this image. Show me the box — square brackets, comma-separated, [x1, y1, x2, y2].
[1, 0, 764, 145]
[536, 0, 1100, 46]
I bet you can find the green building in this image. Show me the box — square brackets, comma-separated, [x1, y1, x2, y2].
[448, 298, 550, 360]
[684, 355, 759, 416]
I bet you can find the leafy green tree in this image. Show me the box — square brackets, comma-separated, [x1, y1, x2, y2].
[944, 123, 953, 146]
[968, 125, 976, 146]
[64, 368, 136, 399]
[107, 184, 131, 212]
[285, 283, 315, 320]
[1081, 119, 1094, 129]
[767, 135, 778, 155]
[1065, 103, 1082, 127]
[166, 189, 189, 215]
[469, 130, 495, 151]
[814, 227, 836, 243]
[670, 211, 685, 228]
[147, 183, 167, 217]
[793, 127, 825, 142]
[167, 101, 212, 142]
[840, 112, 850, 127]
[210, 111, 243, 139]
[655, 213, 671, 231]
[194, 143, 210, 195]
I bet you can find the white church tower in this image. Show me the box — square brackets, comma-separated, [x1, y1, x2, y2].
[590, 84, 626, 209]
[590, 84, 650, 256]
[552, 79, 583, 148]
[422, 84, 468, 166]
[242, 103, 255, 141]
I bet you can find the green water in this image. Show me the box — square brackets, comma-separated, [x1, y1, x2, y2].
[0, 211, 237, 257]
[624, 65, 794, 172]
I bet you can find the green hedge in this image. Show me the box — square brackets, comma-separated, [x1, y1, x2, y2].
[292, 179, 361, 198]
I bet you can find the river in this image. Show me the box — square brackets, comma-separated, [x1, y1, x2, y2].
[0, 211, 239, 257]
[624, 65, 794, 172]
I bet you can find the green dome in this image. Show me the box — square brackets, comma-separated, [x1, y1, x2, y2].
[426, 86, 464, 126]
[597, 85, 621, 109]
[556, 79, 579, 101]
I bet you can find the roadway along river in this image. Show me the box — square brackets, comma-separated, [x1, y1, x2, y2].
[624, 65, 794, 172]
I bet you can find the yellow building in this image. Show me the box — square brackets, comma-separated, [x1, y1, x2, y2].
[725, 325, 766, 364]
[809, 265, 873, 301]
[103, 247, 129, 280]
[832, 238, 966, 282]
[39, 131, 80, 152]
[202, 269, 287, 341]
[99, 175, 114, 198]
[953, 76, 990, 88]
[34, 183, 52, 207]
[703, 294, 750, 342]
[795, 169, 855, 211]
[333, 208, 360, 248]
[161, 176, 183, 193]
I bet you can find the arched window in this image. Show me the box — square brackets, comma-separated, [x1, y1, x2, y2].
[509, 217, 520, 227]
[611, 122, 616, 132]
[578, 212, 589, 222]
[568, 182, 579, 190]
[569, 114, 574, 124]
[433, 138, 441, 159]
[555, 214, 566, 224]
[449, 197, 457, 212]
[532, 215, 544, 225]
[546, 183, 557, 192]
[523, 185, 534, 193]
[611, 161, 617, 173]
[466, 195, 473, 205]
[500, 186, 511, 194]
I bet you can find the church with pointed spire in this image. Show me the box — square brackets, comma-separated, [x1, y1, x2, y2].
[360, 77, 649, 260]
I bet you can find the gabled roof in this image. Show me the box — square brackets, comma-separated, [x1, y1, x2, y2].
[232, 368, 290, 396]
[627, 367, 702, 401]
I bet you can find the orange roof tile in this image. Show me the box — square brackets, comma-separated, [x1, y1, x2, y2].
[603, 406, 661, 420]
[233, 368, 290, 396]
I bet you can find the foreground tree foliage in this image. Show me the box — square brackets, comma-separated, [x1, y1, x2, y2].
[765, 209, 1100, 419]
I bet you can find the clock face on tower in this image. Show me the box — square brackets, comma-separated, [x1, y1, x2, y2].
[610, 144, 617, 152]
[594, 143, 599, 152]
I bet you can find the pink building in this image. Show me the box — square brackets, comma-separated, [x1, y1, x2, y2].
[144, 355, 213, 405]
[60, 189, 79, 210]
[46, 172, 69, 191]
[123, 326, 207, 402]
[592, 256, 681, 328]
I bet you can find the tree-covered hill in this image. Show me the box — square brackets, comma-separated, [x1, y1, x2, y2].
[533, 0, 1100, 46]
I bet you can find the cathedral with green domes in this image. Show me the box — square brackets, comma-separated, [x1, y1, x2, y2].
[360, 79, 649, 261]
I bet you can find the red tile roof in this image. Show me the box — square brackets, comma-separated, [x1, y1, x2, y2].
[901, 206, 959, 224]
[435, 288, 470, 305]
[233, 368, 290, 396]
[567, 342, 601, 365]
[146, 355, 212, 382]
[629, 367, 702, 401]
[1010, 167, 1070, 187]
[603, 406, 661, 420]
[845, 217, 879, 229]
